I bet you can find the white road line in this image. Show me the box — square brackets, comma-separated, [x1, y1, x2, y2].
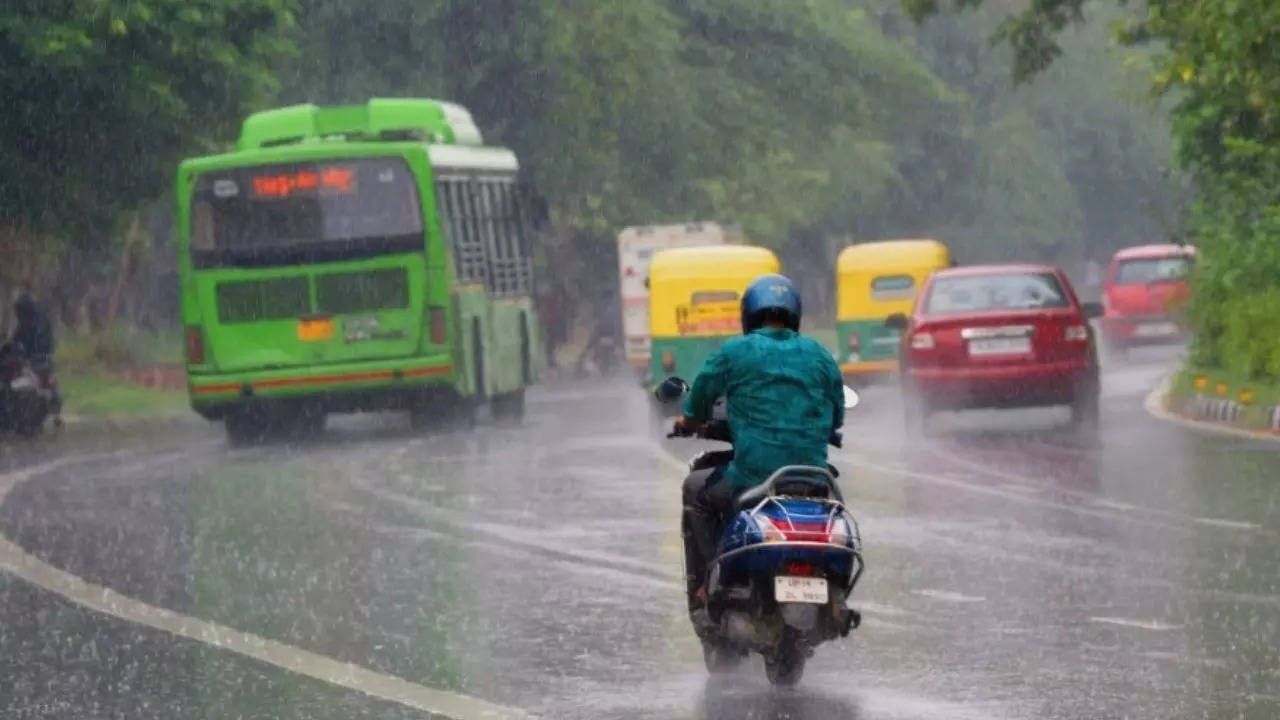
[0, 454, 531, 720]
[911, 589, 986, 603]
[1089, 616, 1183, 631]
[1193, 516, 1261, 531]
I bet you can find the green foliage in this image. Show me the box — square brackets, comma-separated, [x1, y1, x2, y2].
[911, 0, 1280, 380]
[1, 0, 1183, 349]
[0, 0, 294, 298]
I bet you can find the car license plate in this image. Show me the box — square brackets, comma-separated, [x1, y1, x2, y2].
[1136, 322, 1177, 337]
[967, 337, 1031, 355]
[297, 317, 335, 342]
[774, 576, 828, 604]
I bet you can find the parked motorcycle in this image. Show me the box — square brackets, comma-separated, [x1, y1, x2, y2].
[0, 347, 60, 436]
[658, 377, 864, 685]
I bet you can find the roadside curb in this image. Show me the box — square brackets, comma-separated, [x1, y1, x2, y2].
[1143, 373, 1280, 442]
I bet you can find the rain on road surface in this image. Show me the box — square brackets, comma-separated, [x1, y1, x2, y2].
[2, 348, 1278, 719]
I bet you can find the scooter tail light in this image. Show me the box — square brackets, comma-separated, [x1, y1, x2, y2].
[828, 517, 851, 546]
[756, 516, 786, 543]
[785, 562, 816, 576]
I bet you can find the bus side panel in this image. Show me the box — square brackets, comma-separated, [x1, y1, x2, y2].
[452, 285, 489, 397]
[487, 297, 539, 395]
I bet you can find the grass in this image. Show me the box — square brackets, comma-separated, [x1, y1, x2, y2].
[58, 370, 189, 419]
[53, 325, 188, 420]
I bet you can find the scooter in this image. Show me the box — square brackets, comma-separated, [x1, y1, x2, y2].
[657, 377, 864, 686]
[0, 347, 61, 436]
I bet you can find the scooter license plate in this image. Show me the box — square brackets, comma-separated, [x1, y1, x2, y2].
[774, 576, 828, 604]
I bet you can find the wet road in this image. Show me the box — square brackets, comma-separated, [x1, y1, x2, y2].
[2, 348, 1279, 719]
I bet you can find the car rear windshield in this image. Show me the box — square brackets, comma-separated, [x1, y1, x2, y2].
[924, 272, 1069, 314]
[1114, 256, 1192, 285]
[190, 157, 423, 268]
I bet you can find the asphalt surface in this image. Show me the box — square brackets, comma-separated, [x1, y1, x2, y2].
[2, 347, 1279, 719]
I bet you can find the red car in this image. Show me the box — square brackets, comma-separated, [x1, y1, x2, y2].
[886, 264, 1101, 435]
[1101, 243, 1195, 352]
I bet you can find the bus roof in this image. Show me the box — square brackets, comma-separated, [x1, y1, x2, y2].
[649, 245, 779, 279]
[837, 239, 948, 272]
[236, 98, 484, 151]
[617, 221, 740, 240]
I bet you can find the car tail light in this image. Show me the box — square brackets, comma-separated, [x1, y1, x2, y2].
[910, 332, 935, 350]
[1065, 324, 1088, 342]
[429, 306, 447, 345]
[185, 326, 205, 365]
[661, 350, 675, 372]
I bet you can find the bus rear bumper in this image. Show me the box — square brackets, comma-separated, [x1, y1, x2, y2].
[187, 356, 454, 418]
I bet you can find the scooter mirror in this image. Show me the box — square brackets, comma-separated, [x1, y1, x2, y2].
[654, 376, 690, 403]
[843, 385, 860, 410]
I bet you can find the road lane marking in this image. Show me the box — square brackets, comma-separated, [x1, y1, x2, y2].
[912, 589, 985, 603]
[1089, 616, 1183, 631]
[0, 453, 532, 720]
[1192, 516, 1261, 531]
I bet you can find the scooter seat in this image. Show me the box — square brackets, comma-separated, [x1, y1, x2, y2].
[734, 469, 843, 510]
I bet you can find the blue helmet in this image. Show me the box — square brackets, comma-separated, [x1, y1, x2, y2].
[741, 273, 802, 333]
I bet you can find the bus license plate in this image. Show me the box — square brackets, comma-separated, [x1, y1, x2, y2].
[297, 317, 335, 342]
[775, 576, 828, 604]
[968, 337, 1030, 355]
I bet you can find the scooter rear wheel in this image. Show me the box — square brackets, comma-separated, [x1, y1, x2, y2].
[764, 632, 806, 686]
[701, 637, 744, 673]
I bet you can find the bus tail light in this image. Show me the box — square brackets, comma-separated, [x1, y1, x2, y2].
[186, 326, 206, 365]
[429, 306, 447, 345]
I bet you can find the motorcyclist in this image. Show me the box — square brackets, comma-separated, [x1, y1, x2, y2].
[2, 294, 62, 422]
[675, 274, 844, 624]
[3, 294, 54, 357]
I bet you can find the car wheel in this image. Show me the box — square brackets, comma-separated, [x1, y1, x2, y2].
[1070, 383, 1101, 438]
[903, 388, 931, 439]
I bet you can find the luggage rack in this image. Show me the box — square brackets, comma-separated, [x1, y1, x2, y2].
[716, 465, 865, 591]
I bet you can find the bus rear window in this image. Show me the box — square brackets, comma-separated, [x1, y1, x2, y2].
[191, 157, 423, 268]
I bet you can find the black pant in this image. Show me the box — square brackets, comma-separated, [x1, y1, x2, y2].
[681, 464, 738, 608]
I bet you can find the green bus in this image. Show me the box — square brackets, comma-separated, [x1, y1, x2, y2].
[178, 98, 544, 443]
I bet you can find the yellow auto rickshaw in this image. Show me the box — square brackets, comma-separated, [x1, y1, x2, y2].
[836, 239, 950, 382]
[647, 245, 781, 390]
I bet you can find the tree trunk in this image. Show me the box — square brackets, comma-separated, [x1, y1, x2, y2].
[103, 214, 141, 331]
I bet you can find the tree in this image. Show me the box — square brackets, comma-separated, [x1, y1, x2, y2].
[906, 0, 1280, 378]
[0, 0, 294, 315]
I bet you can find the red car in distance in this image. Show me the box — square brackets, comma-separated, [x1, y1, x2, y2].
[1101, 244, 1195, 353]
[886, 264, 1102, 436]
